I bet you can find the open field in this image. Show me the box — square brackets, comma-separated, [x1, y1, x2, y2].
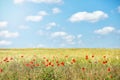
[0, 48, 120, 80]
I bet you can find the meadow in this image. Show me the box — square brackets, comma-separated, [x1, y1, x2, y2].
[0, 48, 120, 80]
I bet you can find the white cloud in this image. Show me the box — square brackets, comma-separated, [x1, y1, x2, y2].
[52, 8, 61, 14]
[46, 22, 57, 30]
[94, 26, 115, 35]
[69, 11, 108, 23]
[64, 35, 75, 44]
[36, 44, 45, 48]
[51, 31, 75, 45]
[14, 0, 63, 4]
[38, 11, 48, 16]
[14, 0, 25, 4]
[118, 6, 120, 13]
[51, 31, 67, 37]
[31, 0, 63, 4]
[0, 40, 12, 46]
[26, 11, 47, 22]
[26, 16, 43, 22]
[0, 21, 8, 28]
[0, 30, 19, 38]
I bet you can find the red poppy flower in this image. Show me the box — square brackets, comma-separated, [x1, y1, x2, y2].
[21, 56, 24, 58]
[61, 62, 64, 66]
[108, 68, 111, 72]
[72, 58, 76, 63]
[85, 55, 88, 60]
[57, 63, 60, 66]
[82, 67, 85, 71]
[0, 68, 3, 73]
[26, 63, 30, 67]
[36, 64, 39, 67]
[30, 61, 34, 64]
[92, 55, 94, 58]
[48, 62, 51, 65]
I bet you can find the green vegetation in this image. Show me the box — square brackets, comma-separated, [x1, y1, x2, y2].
[0, 48, 120, 80]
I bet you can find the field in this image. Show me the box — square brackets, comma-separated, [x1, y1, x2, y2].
[0, 48, 120, 80]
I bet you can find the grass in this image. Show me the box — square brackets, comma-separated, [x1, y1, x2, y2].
[0, 48, 120, 80]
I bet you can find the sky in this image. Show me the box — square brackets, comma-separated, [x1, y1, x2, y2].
[0, 0, 120, 48]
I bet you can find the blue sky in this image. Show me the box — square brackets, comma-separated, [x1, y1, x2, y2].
[0, 0, 120, 48]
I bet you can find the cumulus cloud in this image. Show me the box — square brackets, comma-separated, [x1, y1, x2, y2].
[38, 11, 48, 16]
[94, 26, 115, 35]
[0, 40, 12, 46]
[26, 11, 47, 22]
[51, 31, 75, 45]
[51, 31, 67, 37]
[14, 0, 25, 4]
[0, 21, 8, 28]
[0, 30, 19, 38]
[46, 22, 57, 30]
[26, 16, 43, 22]
[30, 0, 63, 4]
[52, 8, 61, 14]
[14, 0, 63, 4]
[69, 11, 108, 23]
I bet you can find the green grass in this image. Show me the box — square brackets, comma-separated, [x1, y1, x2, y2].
[0, 48, 120, 80]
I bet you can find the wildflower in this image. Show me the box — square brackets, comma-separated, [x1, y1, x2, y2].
[56, 60, 59, 63]
[46, 59, 49, 62]
[36, 64, 39, 67]
[108, 68, 111, 72]
[92, 55, 94, 58]
[82, 67, 85, 71]
[33, 59, 36, 62]
[10, 57, 13, 60]
[110, 75, 112, 78]
[0, 68, 3, 73]
[3, 57, 8, 62]
[72, 58, 76, 63]
[57, 63, 60, 66]
[6, 60, 9, 62]
[103, 60, 107, 64]
[46, 64, 48, 67]
[85, 55, 88, 60]
[65, 55, 68, 58]
[21, 56, 24, 58]
[25, 63, 30, 67]
[51, 64, 54, 67]
[30, 61, 34, 64]
[103, 56, 106, 58]
[48, 62, 51, 65]
[61, 62, 64, 66]
[43, 57, 46, 59]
